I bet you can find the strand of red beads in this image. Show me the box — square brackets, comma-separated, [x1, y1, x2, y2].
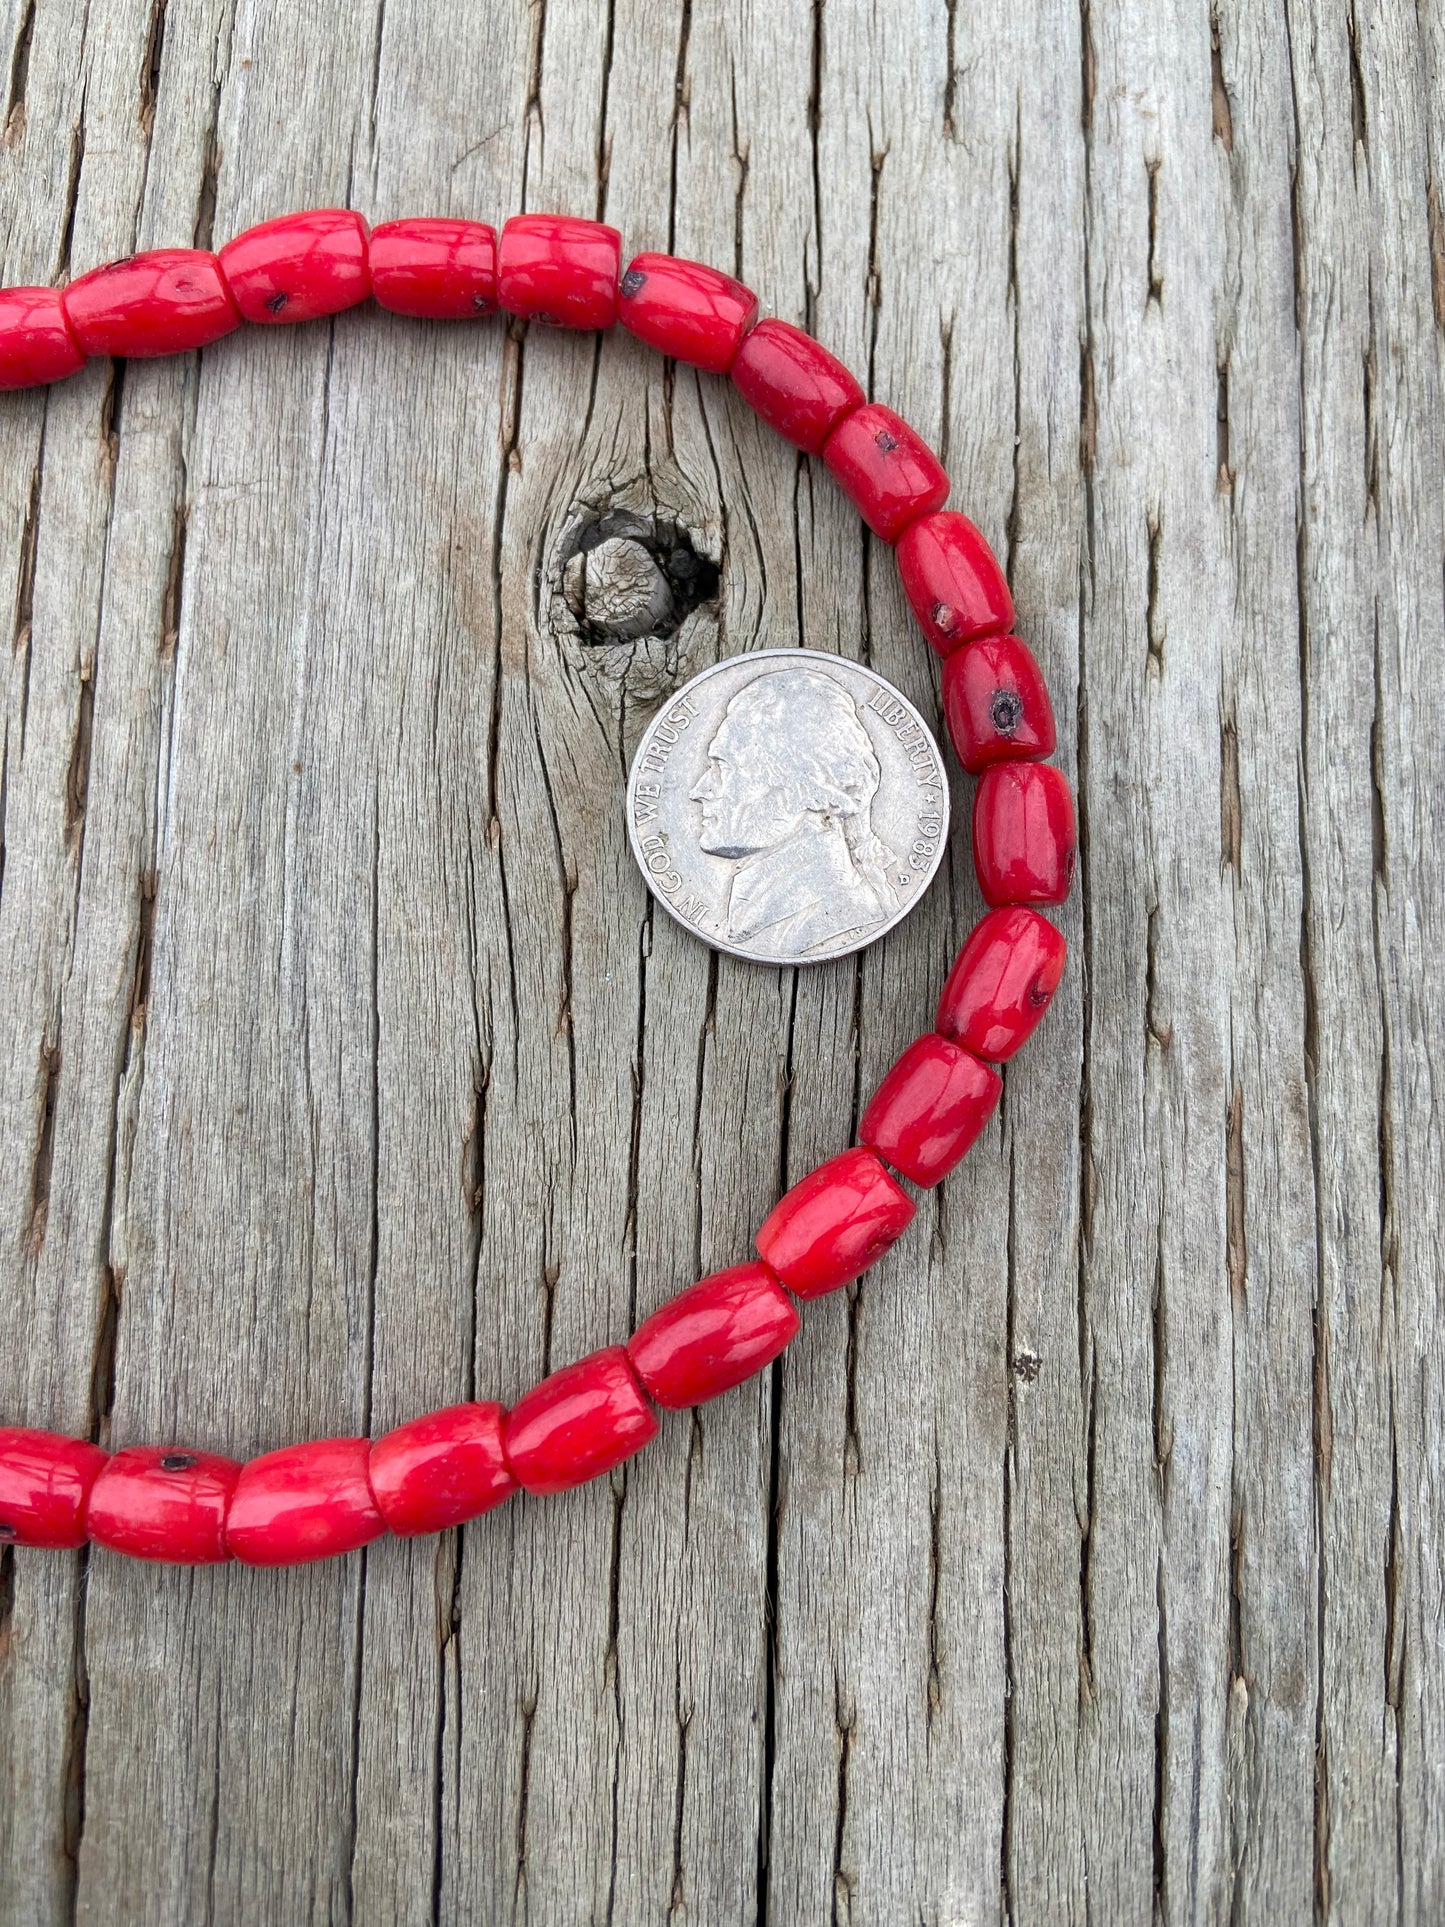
[0, 210, 1075, 1568]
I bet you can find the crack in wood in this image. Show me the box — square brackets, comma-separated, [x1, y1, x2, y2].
[59, 1546, 93, 1926]
[666, 0, 692, 257]
[137, 0, 167, 137]
[1210, 14, 1233, 152]
[593, 0, 615, 220]
[57, 85, 87, 279]
[3, 0, 35, 146]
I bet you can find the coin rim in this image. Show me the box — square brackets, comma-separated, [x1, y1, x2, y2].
[625, 648, 952, 967]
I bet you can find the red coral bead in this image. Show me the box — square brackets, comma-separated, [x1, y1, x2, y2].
[225, 1436, 384, 1566]
[859, 1034, 1002, 1187]
[822, 403, 950, 543]
[0, 1428, 107, 1549]
[626, 1262, 800, 1409]
[0, 286, 86, 388]
[86, 1446, 240, 1564]
[896, 511, 1015, 657]
[497, 214, 621, 330]
[219, 209, 371, 324]
[618, 252, 758, 372]
[973, 762, 1076, 907]
[369, 217, 498, 319]
[368, 1401, 516, 1536]
[755, 1147, 915, 1300]
[936, 907, 1067, 1061]
[730, 318, 864, 453]
[62, 249, 239, 358]
[503, 1348, 658, 1496]
[942, 633, 1056, 773]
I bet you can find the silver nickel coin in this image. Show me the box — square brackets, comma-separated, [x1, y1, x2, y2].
[626, 649, 950, 965]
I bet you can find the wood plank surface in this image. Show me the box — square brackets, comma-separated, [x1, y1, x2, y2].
[0, 0, 1441, 1920]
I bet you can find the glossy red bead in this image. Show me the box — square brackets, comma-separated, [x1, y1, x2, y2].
[503, 1347, 658, 1496]
[225, 1436, 384, 1566]
[896, 510, 1015, 657]
[822, 403, 950, 542]
[0, 1428, 107, 1549]
[626, 1262, 799, 1409]
[859, 1034, 1002, 1187]
[618, 252, 758, 372]
[936, 907, 1068, 1062]
[62, 249, 239, 358]
[219, 209, 371, 325]
[0, 286, 86, 388]
[973, 761, 1076, 907]
[497, 214, 621, 330]
[369, 217, 498, 319]
[730, 318, 864, 454]
[86, 1446, 240, 1564]
[368, 1401, 516, 1536]
[942, 633, 1056, 772]
[755, 1147, 915, 1300]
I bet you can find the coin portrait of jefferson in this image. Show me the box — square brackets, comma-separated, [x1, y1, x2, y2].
[689, 665, 900, 958]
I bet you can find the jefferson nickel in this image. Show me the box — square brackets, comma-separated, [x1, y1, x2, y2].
[626, 649, 950, 965]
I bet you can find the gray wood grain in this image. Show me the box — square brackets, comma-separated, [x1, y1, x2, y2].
[0, 0, 1441, 1921]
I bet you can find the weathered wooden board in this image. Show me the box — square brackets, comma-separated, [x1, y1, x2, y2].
[0, 0, 1441, 1921]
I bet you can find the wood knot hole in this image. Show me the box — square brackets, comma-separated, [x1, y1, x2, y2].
[560, 510, 719, 647]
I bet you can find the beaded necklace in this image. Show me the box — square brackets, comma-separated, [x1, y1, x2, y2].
[0, 210, 1073, 1566]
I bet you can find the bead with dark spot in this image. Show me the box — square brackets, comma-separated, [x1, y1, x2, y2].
[942, 632, 1056, 771]
[898, 512, 1015, 656]
[0, 1522, 16, 1542]
[220, 209, 371, 324]
[160, 1452, 196, 1472]
[822, 403, 949, 541]
[617, 252, 758, 370]
[936, 906, 1068, 1061]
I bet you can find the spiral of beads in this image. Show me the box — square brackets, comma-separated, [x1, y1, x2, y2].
[0, 210, 1075, 1566]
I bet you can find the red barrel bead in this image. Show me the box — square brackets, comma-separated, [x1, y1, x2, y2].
[0, 1428, 107, 1549]
[497, 215, 621, 330]
[0, 286, 86, 388]
[225, 1436, 384, 1566]
[973, 761, 1076, 907]
[62, 249, 239, 358]
[936, 907, 1067, 1062]
[627, 1262, 799, 1409]
[730, 318, 864, 453]
[219, 209, 371, 324]
[859, 1034, 1002, 1187]
[86, 1446, 240, 1564]
[503, 1347, 658, 1496]
[755, 1147, 915, 1300]
[369, 217, 498, 319]
[618, 252, 758, 372]
[943, 633, 1056, 772]
[896, 511, 1015, 657]
[368, 1401, 516, 1536]
[822, 402, 950, 543]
